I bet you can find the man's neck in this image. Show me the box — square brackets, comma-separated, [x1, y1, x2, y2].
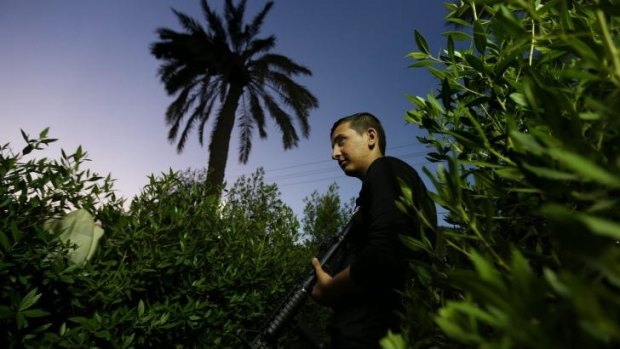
[359, 154, 384, 180]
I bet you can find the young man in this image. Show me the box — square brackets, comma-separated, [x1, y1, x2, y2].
[311, 112, 437, 348]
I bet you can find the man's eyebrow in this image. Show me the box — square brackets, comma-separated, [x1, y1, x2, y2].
[331, 134, 344, 145]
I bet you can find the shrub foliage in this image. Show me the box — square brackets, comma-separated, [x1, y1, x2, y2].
[0, 133, 310, 348]
[402, 0, 620, 347]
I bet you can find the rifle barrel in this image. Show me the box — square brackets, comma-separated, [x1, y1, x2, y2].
[249, 217, 356, 347]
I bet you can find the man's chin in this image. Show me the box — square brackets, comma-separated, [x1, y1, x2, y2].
[342, 168, 361, 178]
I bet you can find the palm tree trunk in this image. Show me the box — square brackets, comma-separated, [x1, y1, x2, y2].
[205, 83, 244, 198]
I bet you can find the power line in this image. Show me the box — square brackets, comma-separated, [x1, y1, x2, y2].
[278, 175, 345, 187]
[265, 166, 341, 181]
[228, 143, 427, 177]
[271, 161, 433, 187]
[223, 143, 440, 189]
[265, 151, 426, 179]
[266, 160, 428, 184]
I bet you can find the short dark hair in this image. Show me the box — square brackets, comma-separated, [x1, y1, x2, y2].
[330, 112, 386, 154]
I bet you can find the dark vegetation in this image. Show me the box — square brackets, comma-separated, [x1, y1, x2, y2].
[397, 0, 620, 348]
[2, 0, 619, 348]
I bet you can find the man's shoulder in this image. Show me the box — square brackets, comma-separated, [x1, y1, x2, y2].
[368, 156, 417, 177]
[363, 157, 423, 195]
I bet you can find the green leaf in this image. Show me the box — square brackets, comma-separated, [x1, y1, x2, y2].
[448, 301, 497, 325]
[20, 129, 29, 142]
[0, 231, 10, 251]
[509, 93, 528, 107]
[562, 36, 600, 66]
[446, 130, 483, 150]
[495, 167, 524, 180]
[506, 187, 541, 193]
[460, 160, 503, 168]
[510, 249, 534, 294]
[464, 54, 486, 73]
[138, 300, 145, 317]
[465, 96, 489, 107]
[522, 163, 579, 181]
[546, 148, 620, 188]
[543, 268, 570, 297]
[39, 127, 50, 139]
[446, 17, 472, 28]
[447, 35, 455, 58]
[123, 333, 135, 347]
[407, 51, 428, 60]
[576, 213, 620, 240]
[21, 308, 50, 318]
[494, 5, 526, 38]
[469, 251, 500, 286]
[68, 316, 89, 324]
[18, 289, 41, 312]
[473, 20, 487, 54]
[578, 112, 601, 120]
[75, 145, 84, 160]
[542, 204, 620, 240]
[379, 331, 406, 349]
[414, 30, 430, 54]
[400, 235, 431, 253]
[16, 312, 27, 329]
[436, 304, 483, 343]
[408, 60, 435, 68]
[406, 95, 427, 108]
[427, 92, 445, 114]
[440, 78, 452, 109]
[428, 66, 447, 80]
[509, 131, 544, 155]
[22, 144, 33, 155]
[443, 31, 471, 41]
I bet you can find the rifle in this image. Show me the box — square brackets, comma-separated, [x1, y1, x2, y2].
[240, 217, 355, 349]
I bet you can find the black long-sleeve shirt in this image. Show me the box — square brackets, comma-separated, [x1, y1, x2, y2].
[329, 156, 437, 348]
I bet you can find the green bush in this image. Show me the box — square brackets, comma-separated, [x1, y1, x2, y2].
[399, 0, 620, 348]
[1, 131, 311, 347]
[0, 130, 123, 347]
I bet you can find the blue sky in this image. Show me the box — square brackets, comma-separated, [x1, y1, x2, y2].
[1, 0, 449, 219]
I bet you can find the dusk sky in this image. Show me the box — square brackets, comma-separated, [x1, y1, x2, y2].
[1, 0, 449, 219]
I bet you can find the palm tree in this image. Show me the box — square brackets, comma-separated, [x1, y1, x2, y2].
[150, 0, 318, 197]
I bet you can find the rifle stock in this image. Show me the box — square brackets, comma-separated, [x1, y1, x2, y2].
[242, 218, 355, 349]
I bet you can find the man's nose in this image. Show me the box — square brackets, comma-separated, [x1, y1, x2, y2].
[331, 146, 340, 160]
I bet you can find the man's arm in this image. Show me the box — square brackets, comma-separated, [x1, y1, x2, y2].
[310, 258, 359, 306]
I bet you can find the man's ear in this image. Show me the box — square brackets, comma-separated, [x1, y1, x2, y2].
[366, 128, 378, 149]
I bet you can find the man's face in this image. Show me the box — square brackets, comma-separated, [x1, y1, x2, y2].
[330, 121, 374, 178]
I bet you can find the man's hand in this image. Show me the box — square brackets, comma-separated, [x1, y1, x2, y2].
[311, 258, 334, 305]
[310, 258, 357, 306]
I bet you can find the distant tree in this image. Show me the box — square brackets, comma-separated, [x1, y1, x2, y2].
[150, 0, 319, 197]
[301, 183, 355, 246]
